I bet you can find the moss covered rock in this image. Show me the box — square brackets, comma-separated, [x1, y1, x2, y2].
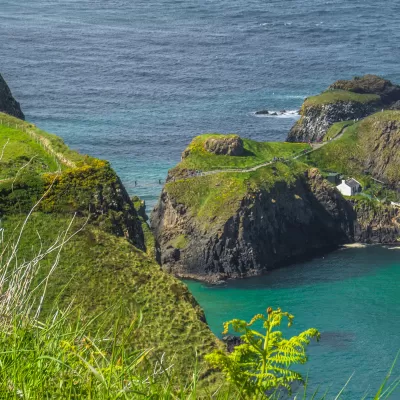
[204, 135, 244, 156]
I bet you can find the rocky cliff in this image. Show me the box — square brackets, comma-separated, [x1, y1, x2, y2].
[287, 75, 400, 143]
[0, 73, 24, 119]
[152, 130, 400, 282]
[152, 167, 359, 281]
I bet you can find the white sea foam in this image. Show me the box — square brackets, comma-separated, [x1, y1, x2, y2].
[251, 110, 300, 119]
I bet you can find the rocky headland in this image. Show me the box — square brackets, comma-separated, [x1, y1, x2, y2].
[152, 78, 400, 282]
[287, 75, 400, 143]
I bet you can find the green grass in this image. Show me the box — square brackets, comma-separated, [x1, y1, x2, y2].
[0, 308, 397, 399]
[302, 90, 381, 108]
[323, 120, 355, 142]
[174, 134, 310, 173]
[0, 124, 59, 179]
[1, 213, 220, 381]
[301, 111, 400, 191]
[0, 112, 96, 170]
[166, 160, 307, 227]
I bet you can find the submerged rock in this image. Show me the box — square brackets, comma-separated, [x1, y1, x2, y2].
[255, 110, 269, 115]
[0, 73, 24, 119]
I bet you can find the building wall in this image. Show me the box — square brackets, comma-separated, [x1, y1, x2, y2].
[337, 183, 352, 196]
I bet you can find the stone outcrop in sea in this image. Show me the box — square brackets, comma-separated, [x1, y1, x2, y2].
[0, 73, 24, 119]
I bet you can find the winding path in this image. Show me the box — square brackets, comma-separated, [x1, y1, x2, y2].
[199, 125, 349, 177]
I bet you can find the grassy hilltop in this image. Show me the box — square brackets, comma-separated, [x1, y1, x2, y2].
[166, 135, 310, 226]
[303, 111, 400, 193]
[0, 112, 219, 381]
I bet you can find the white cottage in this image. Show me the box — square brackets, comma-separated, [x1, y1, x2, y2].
[336, 178, 362, 196]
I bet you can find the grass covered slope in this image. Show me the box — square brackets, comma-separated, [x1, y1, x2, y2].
[172, 134, 309, 173]
[0, 113, 145, 247]
[302, 111, 400, 189]
[302, 90, 380, 108]
[165, 134, 309, 226]
[1, 213, 218, 378]
[0, 115, 219, 380]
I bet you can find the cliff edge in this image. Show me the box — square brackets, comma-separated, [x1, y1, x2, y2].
[0, 73, 24, 119]
[287, 75, 400, 143]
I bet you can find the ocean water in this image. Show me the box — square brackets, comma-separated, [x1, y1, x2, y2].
[1, 1, 399, 397]
[186, 247, 400, 398]
[2, 0, 400, 209]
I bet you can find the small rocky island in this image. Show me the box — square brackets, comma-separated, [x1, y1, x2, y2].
[152, 75, 400, 283]
[0, 73, 24, 119]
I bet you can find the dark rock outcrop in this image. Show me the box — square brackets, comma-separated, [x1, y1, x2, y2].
[352, 200, 400, 243]
[152, 165, 399, 282]
[222, 335, 243, 352]
[328, 75, 400, 105]
[153, 169, 352, 281]
[204, 135, 244, 156]
[0, 74, 24, 119]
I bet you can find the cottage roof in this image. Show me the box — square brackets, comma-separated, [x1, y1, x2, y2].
[345, 178, 361, 188]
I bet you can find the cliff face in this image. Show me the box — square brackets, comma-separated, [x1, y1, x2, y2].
[287, 75, 400, 143]
[287, 101, 376, 142]
[0, 74, 24, 119]
[359, 117, 400, 188]
[352, 199, 400, 243]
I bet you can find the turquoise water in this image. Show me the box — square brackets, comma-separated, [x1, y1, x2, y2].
[186, 247, 400, 399]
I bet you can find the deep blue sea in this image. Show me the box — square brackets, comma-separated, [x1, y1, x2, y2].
[1, 1, 399, 398]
